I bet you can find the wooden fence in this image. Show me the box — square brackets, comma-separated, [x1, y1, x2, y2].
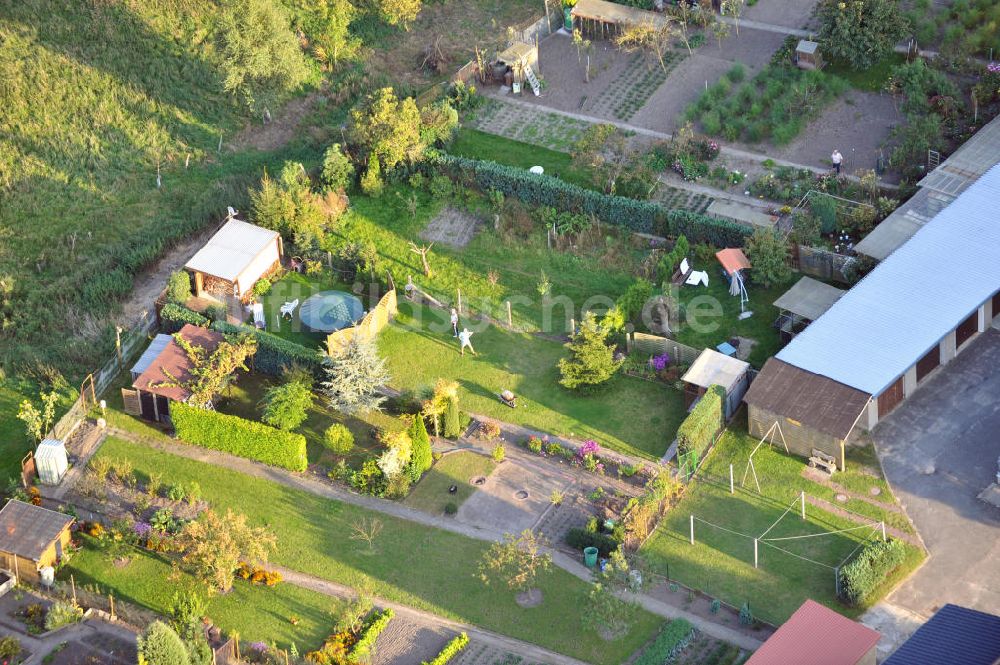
[326, 289, 399, 356]
[627, 332, 701, 366]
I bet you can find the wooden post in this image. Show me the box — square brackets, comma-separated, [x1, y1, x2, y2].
[754, 538, 758, 568]
[881, 521, 886, 541]
[729, 464, 734, 494]
[800, 491, 806, 519]
[115, 326, 123, 369]
[71, 574, 77, 605]
[13, 554, 18, 582]
[234, 632, 240, 660]
[506, 301, 512, 327]
[457, 288, 462, 315]
[218, 134, 223, 152]
[569, 317, 575, 333]
[689, 515, 694, 545]
[109, 593, 115, 620]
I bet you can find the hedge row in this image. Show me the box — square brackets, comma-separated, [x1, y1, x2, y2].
[171, 402, 308, 472]
[839, 538, 907, 606]
[160, 303, 209, 334]
[351, 608, 394, 661]
[211, 321, 325, 378]
[677, 384, 725, 459]
[432, 154, 753, 246]
[633, 619, 694, 665]
[565, 528, 621, 557]
[423, 632, 469, 665]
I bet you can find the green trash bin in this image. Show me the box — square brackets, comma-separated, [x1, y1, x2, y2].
[563, 6, 573, 31]
[583, 546, 599, 568]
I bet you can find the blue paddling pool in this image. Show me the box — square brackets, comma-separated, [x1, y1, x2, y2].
[298, 291, 365, 333]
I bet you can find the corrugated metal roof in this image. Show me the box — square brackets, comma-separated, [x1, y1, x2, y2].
[746, 600, 880, 665]
[131, 334, 172, 379]
[857, 114, 1000, 260]
[883, 604, 1000, 665]
[743, 359, 870, 439]
[0, 500, 74, 562]
[777, 164, 1000, 396]
[185, 220, 279, 282]
[773, 276, 844, 322]
[681, 349, 749, 391]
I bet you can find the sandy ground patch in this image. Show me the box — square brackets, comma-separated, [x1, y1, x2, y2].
[420, 207, 485, 248]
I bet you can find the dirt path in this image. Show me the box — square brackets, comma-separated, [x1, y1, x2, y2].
[228, 91, 322, 152]
[97, 427, 765, 651]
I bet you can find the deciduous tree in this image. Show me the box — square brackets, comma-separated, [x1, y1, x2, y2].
[615, 20, 677, 72]
[478, 530, 552, 602]
[176, 508, 276, 593]
[744, 227, 791, 288]
[260, 372, 313, 430]
[818, 0, 909, 70]
[154, 333, 257, 409]
[218, 0, 309, 115]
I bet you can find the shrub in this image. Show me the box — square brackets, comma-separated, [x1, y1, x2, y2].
[565, 527, 621, 556]
[351, 608, 394, 661]
[164, 271, 192, 305]
[160, 303, 209, 334]
[212, 321, 325, 378]
[676, 385, 724, 459]
[661, 210, 752, 247]
[323, 423, 355, 454]
[0, 636, 20, 659]
[632, 619, 694, 665]
[204, 304, 226, 322]
[443, 396, 462, 438]
[492, 443, 506, 463]
[725, 64, 745, 83]
[423, 632, 469, 665]
[44, 600, 84, 631]
[408, 416, 433, 476]
[701, 110, 722, 136]
[444, 502, 458, 515]
[260, 378, 313, 430]
[138, 621, 189, 665]
[479, 420, 501, 440]
[321, 143, 355, 191]
[251, 278, 271, 299]
[839, 538, 907, 606]
[526, 436, 543, 453]
[171, 402, 308, 472]
[745, 226, 792, 287]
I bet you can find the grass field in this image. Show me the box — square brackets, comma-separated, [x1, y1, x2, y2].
[641, 425, 925, 625]
[380, 302, 685, 458]
[404, 451, 497, 515]
[332, 186, 641, 334]
[449, 129, 593, 189]
[90, 436, 662, 664]
[673, 274, 791, 368]
[67, 539, 342, 650]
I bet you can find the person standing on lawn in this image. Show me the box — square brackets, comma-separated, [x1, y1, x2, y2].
[831, 149, 843, 175]
[450, 307, 459, 337]
[458, 328, 476, 356]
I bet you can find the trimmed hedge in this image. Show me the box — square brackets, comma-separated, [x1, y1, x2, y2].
[633, 619, 694, 665]
[423, 632, 469, 665]
[676, 384, 725, 459]
[171, 402, 308, 472]
[210, 321, 325, 378]
[351, 608, 394, 661]
[432, 154, 753, 246]
[839, 538, 907, 606]
[565, 528, 621, 557]
[160, 303, 208, 334]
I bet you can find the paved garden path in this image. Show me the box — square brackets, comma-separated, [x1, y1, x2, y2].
[273, 566, 591, 665]
[12, 616, 136, 665]
[718, 16, 810, 37]
[101, 427, 764, 651]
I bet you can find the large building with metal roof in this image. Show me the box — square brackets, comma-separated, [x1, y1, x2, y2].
[746, 164, 1000, 458]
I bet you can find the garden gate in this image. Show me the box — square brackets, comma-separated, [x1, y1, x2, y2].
[20, 452, 36, 488]
[677, 449, 699, 482]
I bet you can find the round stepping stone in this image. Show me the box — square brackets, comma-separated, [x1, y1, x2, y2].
[836, 493, 848, 503]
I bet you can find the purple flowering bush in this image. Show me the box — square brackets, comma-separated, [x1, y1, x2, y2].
[651, 354, 670, 372]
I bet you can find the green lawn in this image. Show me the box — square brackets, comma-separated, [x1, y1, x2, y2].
[641, 425, 925, 625]
[379, 302, 684, 459]
[404, 451, 497, 515]
[215, 371, 400, 467]
[449, 129, 593, 189]
[91, 436, 662, 664]
[825, 54, 906, 92]
[66, 538, 342, 650]
[331, 186, 639, 334]
[673, 275, 791, 368]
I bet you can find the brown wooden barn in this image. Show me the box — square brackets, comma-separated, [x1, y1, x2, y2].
[0, 500, 75, 585]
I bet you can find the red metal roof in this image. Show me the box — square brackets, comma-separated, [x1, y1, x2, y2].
[132, 324, 223, 401]
[746, 600, 880, 665]
[716, 248, 751, 275]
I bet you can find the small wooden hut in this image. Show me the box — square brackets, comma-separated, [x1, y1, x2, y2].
[0, 500, 74, 585]
[795, 40, 823, 70]
[495, 42, 539, 88]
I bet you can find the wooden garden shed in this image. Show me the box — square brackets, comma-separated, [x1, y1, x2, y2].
[185, 219, 282, 303]
[126, 324, 224, 423]
[496, 42, 539, 86]
[773, 277, 845, 343]
[0, 500, 74, 585]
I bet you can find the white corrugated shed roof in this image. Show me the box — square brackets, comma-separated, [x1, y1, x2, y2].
[185, 220, 278, 282]
[777, 164, 1000, 396]
[682, 349, 749, 392]
[130, 334, 172, 380]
